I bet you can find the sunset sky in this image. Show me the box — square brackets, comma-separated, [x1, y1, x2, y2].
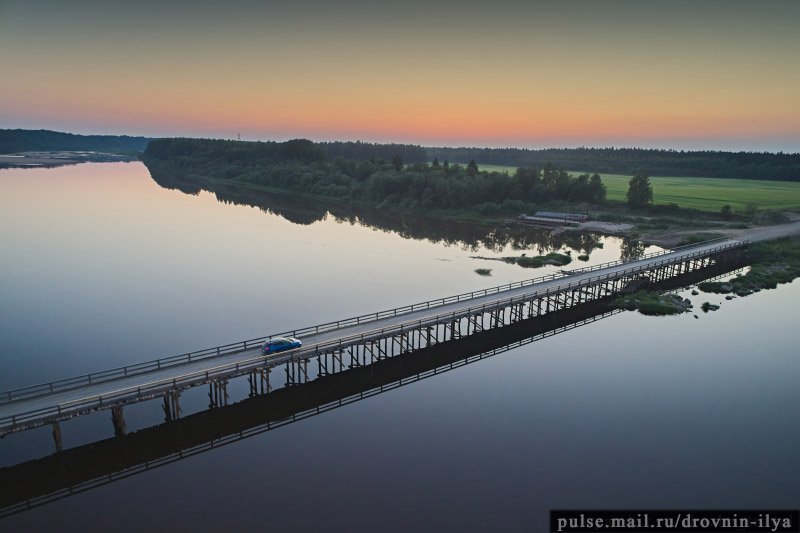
[1, 0, 798, 151]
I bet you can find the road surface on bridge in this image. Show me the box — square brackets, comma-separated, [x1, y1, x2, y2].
[2, 220, 799, 431]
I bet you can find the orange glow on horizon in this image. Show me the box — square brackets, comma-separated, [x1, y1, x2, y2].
[1, 1, 798, 150]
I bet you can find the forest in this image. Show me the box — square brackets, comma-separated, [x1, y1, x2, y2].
[5, 129, 799, 182]
[427, 146, 800, 181]
[0, 129, 150, 154]
[320, 141, 427, 164]
[143, 138, 607, 215]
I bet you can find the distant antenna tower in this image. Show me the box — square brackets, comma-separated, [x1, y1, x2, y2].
[237, 132, 241, 141]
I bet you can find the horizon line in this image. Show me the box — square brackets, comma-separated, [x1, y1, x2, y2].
[2, 127, 798, 156]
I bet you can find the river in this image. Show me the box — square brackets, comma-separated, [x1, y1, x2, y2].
[0, 162, 797, 531]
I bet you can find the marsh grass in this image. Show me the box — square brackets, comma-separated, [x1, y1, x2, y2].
[699, 238, 800, 296]
[614, 291, 693, 316]
[511, 252, 572, 268]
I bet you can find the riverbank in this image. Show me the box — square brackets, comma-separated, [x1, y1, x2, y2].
[612, 235, 800, 316]
[141, 138, 800, 250]
[0, 151, 138, 169]
[545, 210, 800, 248]
[699, 237, 800, 296]
[205, 171, 800, 247]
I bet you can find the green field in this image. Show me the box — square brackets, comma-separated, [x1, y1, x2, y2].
[474, 163, 517, 174]
[464, 163, 800, 212]
[592, 173, 800, 212]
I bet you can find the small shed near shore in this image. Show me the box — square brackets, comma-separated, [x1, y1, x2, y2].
[516, 211, 589, 228]
[516, 211, 590, 227]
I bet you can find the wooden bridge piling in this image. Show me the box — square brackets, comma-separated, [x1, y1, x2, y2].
[52, 422, 62, 453]
[163, 390, 181, 421]
[111, 406, 126, 437]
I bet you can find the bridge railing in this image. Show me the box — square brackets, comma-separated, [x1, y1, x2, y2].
[0, 240, 748, 433]
[0, 311, 630, 520]
[0, 237, 744, 406]
[283, 238, 736, 338]
[564, 236, 733, 276]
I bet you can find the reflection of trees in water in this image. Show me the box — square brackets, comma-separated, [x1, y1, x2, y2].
[147, 166, 602, 254]
[620, 236, 646, 261]
[150, 171, 204, 196]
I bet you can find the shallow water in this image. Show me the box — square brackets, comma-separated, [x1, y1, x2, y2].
[0, 163, 797, 531]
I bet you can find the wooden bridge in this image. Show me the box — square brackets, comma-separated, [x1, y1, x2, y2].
[0, 300, 628, 517]
[0, 238, 750, 447]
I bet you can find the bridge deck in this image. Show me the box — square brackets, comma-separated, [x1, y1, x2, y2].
[0, 236, 756, 431]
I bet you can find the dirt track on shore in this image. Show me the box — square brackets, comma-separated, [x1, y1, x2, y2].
[642, 219, 800, 248]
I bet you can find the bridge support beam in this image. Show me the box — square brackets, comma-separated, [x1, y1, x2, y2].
[208, 380, 229, 408]
[163, 390, 181, 421]
[348, 346, 361, 369]
[111, 405, 126, 437]
[401, 331, 413, 354]
[248, 368, 271, 396]
[468, 314, 483, 334]
[285, 361, 295, 386]
[512, 303, 525, 322]
[376, 341, 386, 360]
[300, 359, 309, 382]
[425, 326, 434, 347]
[449, 319, 461, 340]
[285, 360, 309, 387]
[52, 421, 63, 453]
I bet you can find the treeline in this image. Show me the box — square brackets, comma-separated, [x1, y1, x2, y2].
[320, 141, 427, 164]
[143, 138, 606, 214]
[144, 137, 326, 164]
[0, 129, 150, 154]
[8, 129, 798, 181]
[426, 146, 800, 181]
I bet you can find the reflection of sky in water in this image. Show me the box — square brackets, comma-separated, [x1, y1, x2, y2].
[0, 162, 644, 387]
[1, 162, 797, 530]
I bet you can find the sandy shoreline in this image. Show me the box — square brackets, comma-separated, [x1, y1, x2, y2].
[0, 151, 136, 168]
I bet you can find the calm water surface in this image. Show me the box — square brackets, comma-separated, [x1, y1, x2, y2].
[0, 163, 797, 532]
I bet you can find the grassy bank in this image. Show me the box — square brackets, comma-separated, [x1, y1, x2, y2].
[614, 238, 800, 315]
[699, 237, 800, 296]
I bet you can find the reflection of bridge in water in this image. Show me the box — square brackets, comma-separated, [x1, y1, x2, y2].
[0, 257, 747, 518]
[0, 238, 749, 445]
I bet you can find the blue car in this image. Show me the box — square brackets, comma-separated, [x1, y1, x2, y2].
[261, 336, 302, 354]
